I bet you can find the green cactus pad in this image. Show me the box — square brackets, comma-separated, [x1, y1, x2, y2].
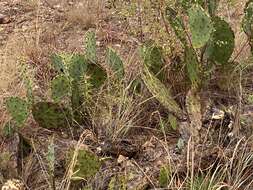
[185, 47, 200, 88]
[51, 53, 66, 74]
[66, 149, 101, 180]
[2, 120, 16, 137]
[205, 17, 235, 64]
[189, 5, 213, 48]
[207, 0, 219, 17]
[5, 97, 29, 126]
[177, 0, 205, 12]
[86, 63, 107, 89]
[51, 75, 71, 102]
[68, 54, 87, 81]
[141, 66, 184, 120]
[140, 42, 165, 81]
[106, 47, 124, 78]
[85, 31, 97, 63]
[242, 0, 253, 36]
[159, 166, 170, 187]
[165, 7, 187, 46]
[32, 102, 72, 129]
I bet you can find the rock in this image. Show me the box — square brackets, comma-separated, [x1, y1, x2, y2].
[0, 14, 10, 24]
[1, 179, 24, 190]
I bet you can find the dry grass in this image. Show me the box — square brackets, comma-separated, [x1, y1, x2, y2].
[66, 0, 105, 29]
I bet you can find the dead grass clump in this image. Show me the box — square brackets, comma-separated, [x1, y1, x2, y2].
[66, 0, 105, 29]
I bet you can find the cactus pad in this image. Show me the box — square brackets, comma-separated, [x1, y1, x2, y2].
[86, 63, 107, 89]
[207, 0, 219, 17]
[85, 31, 97, 63]
[242, 0, 253, 36]
[189, 5, 213, 48]
[141, 66, 184, 120]
[106, 47, 124, 78]
[32, 102, 72, 129]
[68, 54, 87, 81]
[205, 17, 235, 64]
[165, 7, 187, 45]
[66, 149, 101, 180]
[51, 75, 71, 102]
[140, 42, 165, 81]
[177, 0, 205, 12]
[5, 97, 29, 126]
[185, 47, 200, 88]
[51, 53, 66, 74]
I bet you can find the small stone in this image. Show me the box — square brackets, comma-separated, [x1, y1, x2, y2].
[1, 179, 24, 190]
[117, 154, 128, 164]
[0, 14, 10, 24]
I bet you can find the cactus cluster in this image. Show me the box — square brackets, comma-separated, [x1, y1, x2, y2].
[164, 1, 236, 89]
[141, 0, 241, 129]
[5, 30, 125, 130]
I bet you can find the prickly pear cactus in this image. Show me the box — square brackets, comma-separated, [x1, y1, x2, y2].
[165, 7, 187, 46]
[177, 0, 205, 12]
[106, 47, 124, 78]
[140, 42, 165, 81]
[51, 53, 66, 74]
[188, 5, 213, 48]
[68, 54, 87, 81]
[51, 75, 71, 102]
[5, 97, 29, 126]
[242, 0, 253, 36]
[205, 17, 235, 64]
[66, 149, 101, 180]
[32, 102, 71, 129]
[85, 30, 97, 63]
[2, 120, 15, 137]
[207, 0, 219, 17]
[242, 0, 253, 53]
[141, 66, 184, 120]
[159, 166, 169, 188]
[86, 63, 107, 89]
[185, 47, 200, 88]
